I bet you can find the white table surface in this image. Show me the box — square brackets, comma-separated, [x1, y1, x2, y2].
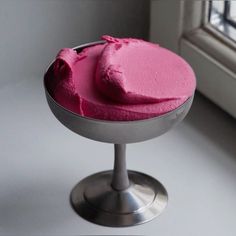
[0, 77, 236, 236]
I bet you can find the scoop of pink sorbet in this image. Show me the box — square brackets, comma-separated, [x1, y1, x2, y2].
[49, 36, 196, 121]
[96, 35, 196, 104]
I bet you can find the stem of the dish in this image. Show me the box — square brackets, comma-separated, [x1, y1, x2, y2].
[111, 144, 130, 191]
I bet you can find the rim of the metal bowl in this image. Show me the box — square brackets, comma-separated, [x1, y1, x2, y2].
[44, 40, 194, 124]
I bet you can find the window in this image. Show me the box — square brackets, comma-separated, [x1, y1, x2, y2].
[209, 1, 236, 42]
[150, 1, 236, 118]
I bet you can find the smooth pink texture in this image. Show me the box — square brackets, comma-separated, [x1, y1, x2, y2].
[96, 36, 196, 104]
[49, 36, 196, 121]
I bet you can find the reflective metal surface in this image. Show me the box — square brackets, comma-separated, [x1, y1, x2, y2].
[44, 41, 194, 227]
[71, 171, 168, 227]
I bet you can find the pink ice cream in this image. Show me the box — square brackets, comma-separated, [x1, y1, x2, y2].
[96, 35, 195, 104]
[48, 36, 196, 121]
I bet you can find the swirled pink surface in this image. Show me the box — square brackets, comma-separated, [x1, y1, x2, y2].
[96, 35, 196, 104]
[49, 36, 196, 121]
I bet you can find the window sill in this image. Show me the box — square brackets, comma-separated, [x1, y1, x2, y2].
[180, 33, 236, 118]
[183, 25, 236, 74]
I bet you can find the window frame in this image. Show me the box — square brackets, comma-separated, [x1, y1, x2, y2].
[150, 1, 236, 118]
[208, 0, 236, 44]
[224, 1, 236, 28]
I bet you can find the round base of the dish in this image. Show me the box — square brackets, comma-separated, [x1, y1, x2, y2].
[70, 170, 168, 227]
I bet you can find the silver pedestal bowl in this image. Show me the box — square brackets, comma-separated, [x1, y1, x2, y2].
[44, 41, 194, 227]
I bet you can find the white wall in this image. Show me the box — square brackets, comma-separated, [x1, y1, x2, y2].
[0, 0, 149, 88]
